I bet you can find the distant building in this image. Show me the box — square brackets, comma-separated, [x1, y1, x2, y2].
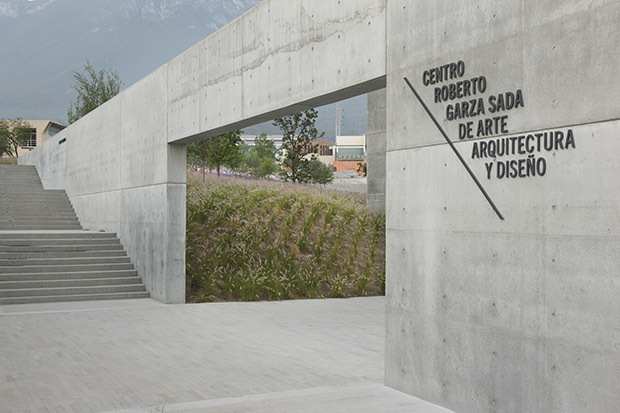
[314, 140, 335, 167]
[16, 120, 66, 158]
[240, 134, 284, 149]
[243, 135, 365, 174]
[333, 135, 366, 173]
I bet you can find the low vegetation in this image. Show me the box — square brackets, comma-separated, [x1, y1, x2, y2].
[0, 157, 17, 165]
[0, 118, 33, 159]
[186, 172, 385, 302]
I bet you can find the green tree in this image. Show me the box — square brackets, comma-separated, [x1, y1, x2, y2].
[67, 60, 122, 124]
[0, 119, 33, 159]
[188, 130, 242, 180]
[308, 159, 334, 185]
[273, 109, 324, 183]
[356, 161, 367, 177]
[243, 133, 279, 178]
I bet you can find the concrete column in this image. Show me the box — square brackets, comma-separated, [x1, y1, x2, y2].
[366, 88, 386, 211]
[385, 0, 620, 411]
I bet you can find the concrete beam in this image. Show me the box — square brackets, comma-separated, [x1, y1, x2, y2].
[168, 0, 387, 144]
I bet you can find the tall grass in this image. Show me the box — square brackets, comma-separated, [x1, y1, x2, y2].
[186, 172, 385, 302]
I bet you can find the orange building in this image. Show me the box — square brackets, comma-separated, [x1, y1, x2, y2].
[333, 135, 366, 174]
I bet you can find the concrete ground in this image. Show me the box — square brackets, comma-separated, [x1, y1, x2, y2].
[326, 177, 368, 194]
[0, 297, 451, 413]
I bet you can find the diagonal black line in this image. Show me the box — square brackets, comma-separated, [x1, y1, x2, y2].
[403, 77, 505, 221]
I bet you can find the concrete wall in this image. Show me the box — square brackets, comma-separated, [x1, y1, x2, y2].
[385, 0, 620, 411]
[20, 131, 67, 190]
[366, 88, 386, 210]
[19, 0, 388, 304]
[20, 67, 187, 304]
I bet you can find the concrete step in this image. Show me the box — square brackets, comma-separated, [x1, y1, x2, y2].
[0, 219, 80, 225]
[0, 244, 123, 253]
[0, 187, 44, 191]
[1, 200, 74, 204]
[0, 212, 77, 218]
[1, 208, 76, 214]
[0, 175, 43, 179]
[0, 190, 71, 195]
[0, 206, 75, 212]
[0, 193, 72, 197]
[0, 195, 71, 199]
[0, 183, 44, 188]
[0, 217, 78, 223]
[0, 239, 121, 247]
[0, 250, 127, 259]
[0, 196, 72, 201]
[0, 284, 147, 298]
[0, 166, 150, 304]
[0, 276, 143, 289]
[0, 194, 72, 200]
[0, 291, 151, 305]
[0, 184, 44, 187]
[0, 191, 69, 196]
[0, 200, 73, 206]
[1, 217, 78, 223]
[0, 232, 116, 240]
[0, 256, 131, 267]
[0, 262, 135, 274]
[0, 269, 138, 281]
[0, 184, 43, 187]
[0, 174, 41, 178]
[0, 201, 73, 207]
[0, 192, 70, 196]
[0, 217, 80, 225]
[0, 224, 83, 230]
[0, 211, 75, 216]
[0, 219, 79, 224]
[0, 205, 74, 211]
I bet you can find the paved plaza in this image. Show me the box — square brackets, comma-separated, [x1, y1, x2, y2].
[0, 297, 450, 412]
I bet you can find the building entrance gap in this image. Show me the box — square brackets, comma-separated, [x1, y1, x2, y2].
[184, 89, 385, 304]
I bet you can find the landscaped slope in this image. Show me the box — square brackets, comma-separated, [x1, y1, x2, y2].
[186, 172, 385, 302]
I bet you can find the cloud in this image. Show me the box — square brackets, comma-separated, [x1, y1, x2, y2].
[26, 0, 57, 15]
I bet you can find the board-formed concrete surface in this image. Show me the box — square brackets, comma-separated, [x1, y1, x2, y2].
[0, 297, 450, 413]
[366, 88, 387, 210]
[385, 1, 620, 411]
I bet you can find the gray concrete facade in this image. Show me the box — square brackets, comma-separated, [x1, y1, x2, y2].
[19, 0, 620, 411]
[366, 88, 387, 211]
[384, 1, 620, 412]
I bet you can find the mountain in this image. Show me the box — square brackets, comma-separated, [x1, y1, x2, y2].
[0, 0, 366, 140]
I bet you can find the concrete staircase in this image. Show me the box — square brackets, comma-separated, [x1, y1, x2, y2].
[0, 165, 81, 230]
[0, 165, 149, 304]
